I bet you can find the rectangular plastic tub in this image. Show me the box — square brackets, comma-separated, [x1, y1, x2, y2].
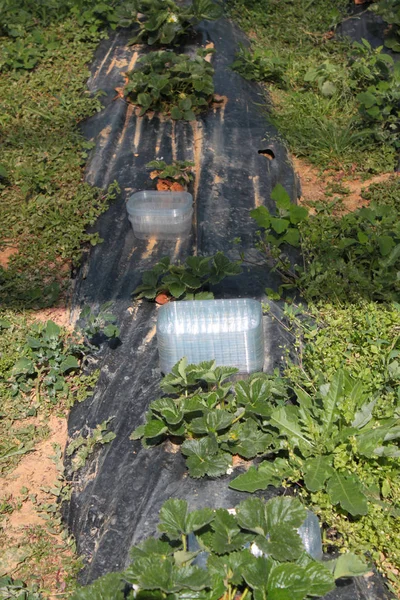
[126, 191, 193, 240]
[157, 299, 264, 374]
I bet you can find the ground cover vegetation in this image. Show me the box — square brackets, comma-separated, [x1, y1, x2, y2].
[228, 0, 400, 173]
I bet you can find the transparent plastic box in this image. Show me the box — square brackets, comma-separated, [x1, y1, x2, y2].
[126, 191, 193, 240]
[157, 299, 264, 374]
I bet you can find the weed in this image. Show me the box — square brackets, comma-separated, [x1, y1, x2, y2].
[227, 0, 398, 173]
[133, 252, 242, 300]
[251, 183, 400, 302]
[66, 419, 116, 472]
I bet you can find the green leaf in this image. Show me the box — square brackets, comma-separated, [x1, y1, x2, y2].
[12, 357, 35, 375]
[265, 496, 307, 530]
[0, 164, 8, 179]
[320, 369, 345, 436]
[303, 455, 334, 492]
[229, 459, 289, 492]
[303, 561, 335, 596]
[270, 406, 314, 450]
[242, 556, 272, 591]
[259, 525, 304, 561]
[171, 106, 184, 120]
[227, 419, 272, 459]
[289, 204, 308, 224]
[271, 183, 291, 210]
[158, 499, 188, 539]
[71, 572, 125, 599]
[143, 419, 168, 439]
[236, 497, 267, 535]
[59, 355, 79, 373]
[282, 228, 300, 246]
[378, 235, 395, 257]
[250, 205, 271, 229]
[207, 550, 253, 586]
[185, 507, 214, 534]
[181, 437, 231, 478]
[357, 91, 377, 109]
[168, 281, 187, 298]
[321, 80, 337, 96]
[45, 320, 60, 339]
[267, 564, 309, 600]
[174, 565, 210, 590]
[151, 398, 183, 425]
[190, 410, 234, 434]
[210, 508, 250, 554]
[270, 217, 290, 234]
[332, 553, 368, 579]
[326, 472, 368, 516]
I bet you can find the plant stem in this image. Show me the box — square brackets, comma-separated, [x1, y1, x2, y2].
[182, 533, 187, 551]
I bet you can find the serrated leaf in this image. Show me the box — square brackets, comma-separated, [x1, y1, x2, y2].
[327, 472, 368, 516]
[303, 562, 335, 596]
[131, 537, 173, 561]
[236, 498, 267, 536]
[270, 217, 289, 234]
[210, 509, 250, 554]
[151, 398, 184, 425]
[270, 406, 314, 450]
[259, 525, 304, 562]
[190, 410, 234, 434]
[242, 556, 272, 590]
[265, 496, 307, 530]
[182, 438, 232, 478]
[143, 419, 168, 439]
[130, 424, 145, 440]
[267, 564, 309, 600]
[158, 499, 188, 539]
[185, 508, 214, 534]
[207, 549, 253, 586]
[227, 420, 272, 458]
[250, 205, 271, 229]
[71, 572, 125, 600]
[12, 357, 35, 375]
[303, 455, 333, 492]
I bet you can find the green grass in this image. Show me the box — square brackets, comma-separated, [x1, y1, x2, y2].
[0, 16, 118, 309]
[228, 0, 398, 173]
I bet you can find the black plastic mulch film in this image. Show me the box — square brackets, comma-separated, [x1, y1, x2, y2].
[64, 8, 393, 599]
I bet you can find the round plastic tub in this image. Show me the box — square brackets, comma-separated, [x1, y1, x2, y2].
[126, 191, 193, 240]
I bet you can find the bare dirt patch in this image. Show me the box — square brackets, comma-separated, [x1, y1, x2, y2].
[293, 157, 399, 213]
[0, 245, 18, 268]
[30, 306, 71, 329]
[0, 415, 75, 594]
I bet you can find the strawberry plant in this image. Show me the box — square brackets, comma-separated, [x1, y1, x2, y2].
[71, 496, 367, 600]
[131, 358, 289, 478]
[118, 0, 223, 46]
[132, 252, 242, 300]
[124, 48, 215, 120]
[146, 159, 195, 187]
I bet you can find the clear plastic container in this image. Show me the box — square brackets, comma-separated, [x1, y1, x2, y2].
[126, 191, 193, 240]
[157, 299, 264, 374]
[297, 510, 323, 560]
